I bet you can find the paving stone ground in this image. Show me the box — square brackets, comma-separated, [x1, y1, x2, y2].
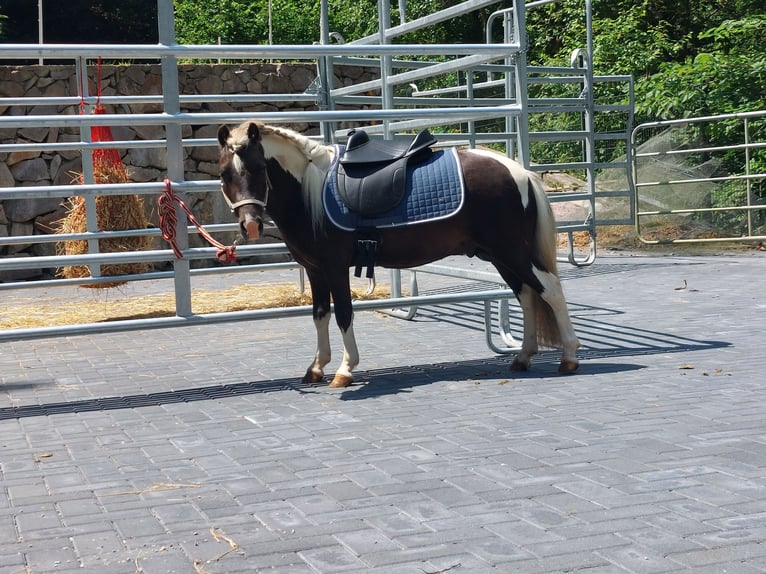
[0, 251, 765, 573]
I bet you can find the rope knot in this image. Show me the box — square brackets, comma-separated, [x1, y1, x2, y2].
[158, 178, 237, 262]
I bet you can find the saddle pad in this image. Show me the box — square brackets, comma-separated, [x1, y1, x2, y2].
[323, 146, 464, 231]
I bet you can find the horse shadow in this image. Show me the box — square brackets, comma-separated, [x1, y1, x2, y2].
[0, 297, 729, 420]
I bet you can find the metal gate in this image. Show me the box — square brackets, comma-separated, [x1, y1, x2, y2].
[0, 0, 633, 345]
[632, 110, 766, 244]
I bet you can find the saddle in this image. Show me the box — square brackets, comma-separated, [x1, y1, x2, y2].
[336, 128, 437, 216]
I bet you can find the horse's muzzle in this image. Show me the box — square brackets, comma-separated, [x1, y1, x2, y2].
[241, 214, 263, 241]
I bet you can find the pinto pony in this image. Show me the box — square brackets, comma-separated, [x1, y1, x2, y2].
[217, 121, 579, 387]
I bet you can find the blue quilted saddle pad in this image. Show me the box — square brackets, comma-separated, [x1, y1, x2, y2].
[323, 146, 465, 231]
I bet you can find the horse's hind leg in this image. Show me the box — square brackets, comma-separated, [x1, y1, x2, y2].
[532, 266, 580, 373]
[493, 261, 579, 373]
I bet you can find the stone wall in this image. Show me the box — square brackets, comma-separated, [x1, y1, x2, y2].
[0, 63, 376, 280]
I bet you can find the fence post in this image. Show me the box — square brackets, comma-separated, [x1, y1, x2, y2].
[158, 0, 192, 316]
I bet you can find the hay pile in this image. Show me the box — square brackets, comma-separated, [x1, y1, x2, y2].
[56, 162, 151, 288]
[0, 282, 391, 330]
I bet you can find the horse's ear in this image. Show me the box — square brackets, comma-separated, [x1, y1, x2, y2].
[217, 125, 230, 147]
[247, 122, 261, 143]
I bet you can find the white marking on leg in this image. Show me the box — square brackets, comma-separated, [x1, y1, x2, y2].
[532, 267, 580, 361]
[307, 313, 331, 379]
[334, 321, 359, 382]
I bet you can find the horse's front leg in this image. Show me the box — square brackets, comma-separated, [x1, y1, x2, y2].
[303, 272, 332, 384]
[328, 275, 359, 388]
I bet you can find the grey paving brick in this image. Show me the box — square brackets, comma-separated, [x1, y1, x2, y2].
[299, 544, 368, 571]
[669, 541, 766, 568]
[503, 552, 616, 573]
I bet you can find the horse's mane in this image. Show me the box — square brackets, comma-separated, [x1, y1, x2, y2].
[249, 122, 333, 233]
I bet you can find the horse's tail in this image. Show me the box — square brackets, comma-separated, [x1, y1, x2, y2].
[528, 172, 563, 349]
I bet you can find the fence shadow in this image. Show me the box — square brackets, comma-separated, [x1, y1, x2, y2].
[0, 300, 729, 419]
[0, 258, 727, 419]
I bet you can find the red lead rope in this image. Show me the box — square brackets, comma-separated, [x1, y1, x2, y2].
[158, 178, 238, 263]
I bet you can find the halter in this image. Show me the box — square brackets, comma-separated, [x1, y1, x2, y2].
[220, 168, 272, 213]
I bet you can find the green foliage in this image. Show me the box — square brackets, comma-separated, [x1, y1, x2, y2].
[173, 0, 265, 44]
[592, 3, 688, 77]
[173, 0, 383, 45]
[638, 52, 765, 120]
[637, 14, 766, 120]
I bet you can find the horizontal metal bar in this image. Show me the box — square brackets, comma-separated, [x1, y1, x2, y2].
[0, 42, 518, 60]
[0, 243, 291, 271]
[334, 112, 521, 134]
[637, 204, 766, 217]
[637, 234, 766, 246]
[529, 98, 587, 108]
[330, 51, 519, 98]
[334, 95, 517, 108]
[1, 139, 166, 153]
[547, 190, 593, 201]
[528, 130, 589, 142]
[412, 79, 508, 97]
[0, 93, 318, 108]
[633, 109, 766, 134]
[0, 106, 526, 130]
[528, 76, 586, 85]
[635, 140, 766, 159]
[0, 287, 515, 343]
[555, 222, 594, 232]
[0, 223, 241, 246]
[635, 173, 765, 188]
[351, 0, 505, 45]
[0, 179, 219, 200]
[0, 261, 300, 292]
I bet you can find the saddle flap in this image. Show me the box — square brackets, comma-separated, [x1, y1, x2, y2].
[337, 159, 408, 216]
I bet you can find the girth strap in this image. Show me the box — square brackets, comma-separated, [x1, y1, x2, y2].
[353, 230, 381, 279]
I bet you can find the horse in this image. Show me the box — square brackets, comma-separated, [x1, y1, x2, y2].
[217, 120, 580, 388]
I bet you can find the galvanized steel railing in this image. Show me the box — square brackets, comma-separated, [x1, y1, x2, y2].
[632, 110, 766, 244]
[0, 0, 630, 345]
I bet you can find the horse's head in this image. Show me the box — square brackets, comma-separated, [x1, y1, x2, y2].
[217, 122, 269, 241]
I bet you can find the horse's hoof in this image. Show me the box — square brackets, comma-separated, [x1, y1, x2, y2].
[303, 369, 324, 384]
[510, 358, 530, 372]
[558, 360, 579, 374]
[329, 374, 353, 388]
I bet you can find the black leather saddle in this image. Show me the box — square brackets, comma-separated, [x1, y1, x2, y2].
[336, 128, 437, 216]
